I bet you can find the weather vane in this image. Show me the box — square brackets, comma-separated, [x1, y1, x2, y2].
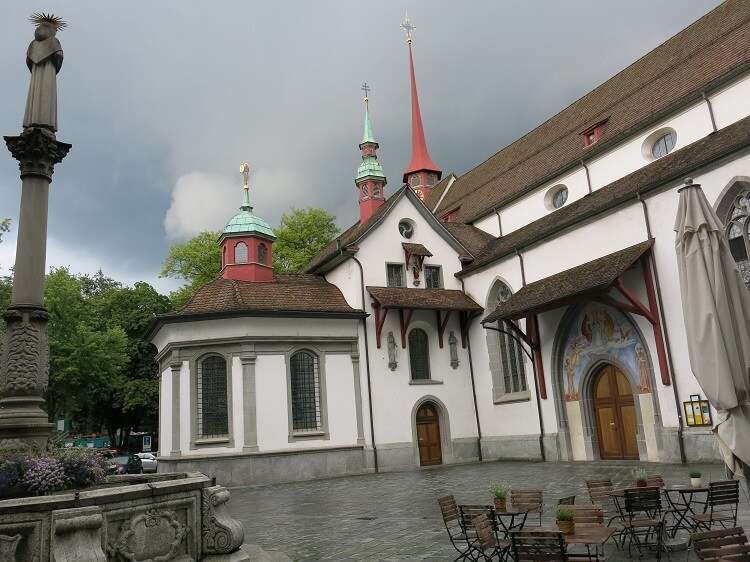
[361, 82, 371, 107]
[400, 11, 415, 44]
[240, 162, 250, 189]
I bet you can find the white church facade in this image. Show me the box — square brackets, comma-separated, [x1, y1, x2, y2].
[151, 1, 750, 485]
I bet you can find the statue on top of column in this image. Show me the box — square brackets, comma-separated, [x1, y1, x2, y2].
[23, 13, 65, 132]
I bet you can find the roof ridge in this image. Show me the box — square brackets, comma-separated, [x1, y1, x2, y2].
[438, 1, 750, 214]
[231, 279, 244, 307]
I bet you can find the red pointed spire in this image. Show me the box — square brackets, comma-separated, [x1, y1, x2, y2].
[400, 14, 441, 201]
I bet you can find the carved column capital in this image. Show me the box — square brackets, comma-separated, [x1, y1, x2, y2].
[240, 352, 257, 366]
[169, 350, 182, 374]
[4, 127, 71, 180]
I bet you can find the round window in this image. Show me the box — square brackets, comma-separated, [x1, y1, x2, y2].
[545, 185, 568, 210]
[398, 219, 414, 239]
[651, 131, 676, 159]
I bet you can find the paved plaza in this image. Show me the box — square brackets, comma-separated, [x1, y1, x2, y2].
[233, 460, 750, 561]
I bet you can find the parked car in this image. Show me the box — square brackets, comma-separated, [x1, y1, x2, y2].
[103, 450, 142, 475]
[136, 452, 157, 473]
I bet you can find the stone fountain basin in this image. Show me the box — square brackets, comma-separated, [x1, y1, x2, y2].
[0, 471, 249, 561]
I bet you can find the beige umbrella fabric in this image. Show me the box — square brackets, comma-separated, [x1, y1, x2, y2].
[675, 180, 750, 473]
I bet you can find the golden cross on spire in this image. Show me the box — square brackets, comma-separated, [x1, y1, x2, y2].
[361, 82, 371, 109]
[400, 11, 415, 44]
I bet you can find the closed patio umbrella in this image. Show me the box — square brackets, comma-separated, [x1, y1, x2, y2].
[675, 179, 750, 478]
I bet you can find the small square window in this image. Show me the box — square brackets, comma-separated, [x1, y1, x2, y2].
[424, 265, 442, 289]
[386, 263, 405, 287]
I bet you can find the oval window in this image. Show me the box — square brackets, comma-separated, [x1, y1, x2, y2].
[398, 219, 414, 239]
[545, 185, 568, 210]
[651, 131, 676, 159]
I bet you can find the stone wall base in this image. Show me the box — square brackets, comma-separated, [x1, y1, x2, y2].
[660, 427, 722, 463]
[376, 437, 480, 472]
[159, 446, 372, 487]
[481, 434, 548, 461]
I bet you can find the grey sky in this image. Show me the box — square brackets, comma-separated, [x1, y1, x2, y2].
[0, 1, 722, 293]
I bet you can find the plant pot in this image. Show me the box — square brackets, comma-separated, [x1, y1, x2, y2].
[690, 477, 702, 487]
[636, 479, 647, 488]
[557, 519, 575, 535]
[494, 497, 507, 513]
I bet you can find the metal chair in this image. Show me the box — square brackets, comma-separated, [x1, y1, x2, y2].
[692, 526, 750, 562]
[437, 496, 476, 561]
[569, 505, 604, 525]
[558, 496, 576, 506]
[619, 486, 665, 559]
[472, 513, 511, 561]
[646, 474, 665, 488]
[690, 480, 741, 532]
[511, 529, 567, 562]
[512, 489, 544, 526]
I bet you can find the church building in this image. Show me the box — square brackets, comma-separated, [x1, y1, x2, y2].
[151, 1, 750, 485]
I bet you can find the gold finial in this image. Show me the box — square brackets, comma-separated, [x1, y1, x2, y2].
[240, 162, 250, 188]
[400, 12, 415, 45]
[29, 12, 67, 31]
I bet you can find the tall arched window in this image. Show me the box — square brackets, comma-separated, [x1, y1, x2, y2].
[234, 242, 248, 264]
[290, 350, 321, 432]
[408, 328, 430, 380]
[197, 355, 228, 437]
[486, 280, 528, 401]
[257, 243, 268, 265]
[719, 180, 750, 287]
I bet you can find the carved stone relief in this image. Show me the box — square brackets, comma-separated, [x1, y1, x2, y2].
[107, 508, 188, 562]
[201, 485, 245, 555]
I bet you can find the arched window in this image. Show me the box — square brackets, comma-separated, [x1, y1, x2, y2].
[408, 328, 430, 380]
[234, 242, 248, 264]
[486, 280, 528, 401]
[257, 243, 268, 265]
[197, 355, 228, 437]
[290, 350, 321, 432]
[718, 179, 750, 287]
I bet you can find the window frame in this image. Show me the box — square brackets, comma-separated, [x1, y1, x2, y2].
[485, 280, 530, 404]
[257, 242, 268, 265]
[234, 241, 248, 264]
[286, 347, 330, 442]
[386, 262, 406, 287]
[408, 328, 431, 381]
[424, 265, 443, 289]
[189, 351, 234, 449]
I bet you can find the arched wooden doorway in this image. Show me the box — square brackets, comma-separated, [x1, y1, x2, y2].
[593, 365, 639, 460]
[416, 402, 442, 466]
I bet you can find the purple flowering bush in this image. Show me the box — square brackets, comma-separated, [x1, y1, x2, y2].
[21, 457, 67, 494]
[0, 447, 108, 497]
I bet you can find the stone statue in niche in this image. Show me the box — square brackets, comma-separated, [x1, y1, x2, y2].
[24, 13, 65, 132]
[449, 331, 459, 369]
[387, 332, 397, 370]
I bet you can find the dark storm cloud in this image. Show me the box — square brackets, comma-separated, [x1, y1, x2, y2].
[0, 1, 722, 290]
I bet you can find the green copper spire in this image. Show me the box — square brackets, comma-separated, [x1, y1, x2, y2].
[356, 86, 386, 182]
[223, 163, 275, 238]
[362, 98, 376, 145]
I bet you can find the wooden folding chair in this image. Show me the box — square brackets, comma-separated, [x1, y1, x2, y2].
[690, 480, 741, 532]
[437, 495, 475, 561]
[511, 529, 567, 562]
[512, 489, 544, 526]
[692, 526, 750, 562]
[472, 513, 511, 561]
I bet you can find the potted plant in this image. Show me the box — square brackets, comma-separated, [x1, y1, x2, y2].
[689, 470, 702, 487]
[556, 508, 575, 535]
[633, 467, 648, 487]
[489, 483, 509, 513]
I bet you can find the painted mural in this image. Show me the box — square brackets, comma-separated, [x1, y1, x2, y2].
[561, 303, 651, 401]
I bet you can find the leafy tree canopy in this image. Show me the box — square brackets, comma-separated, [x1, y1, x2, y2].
[0, 219, 9, 243]
[160, 230, 221, 309]
[273, 207, 339, 273]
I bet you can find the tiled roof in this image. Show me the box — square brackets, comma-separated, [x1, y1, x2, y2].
[423, 174, 453, 211]
[460, 114, 750, 277]
[402, 242, 432, 257]
[164, 275, 363, 318]
[367, 286, 482, 312]
[442, 222, 495, 258]
[483, 240, 653, 323]
[436, 0, 750, 223]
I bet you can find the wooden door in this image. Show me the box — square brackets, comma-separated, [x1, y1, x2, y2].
[593, 365, 639, 460]
[416, 403, 442, 466]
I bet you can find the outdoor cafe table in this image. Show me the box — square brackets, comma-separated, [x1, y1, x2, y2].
[663, 485, 708, 536]
[536, 524, 615, 557]
[493, 509, 528, 539]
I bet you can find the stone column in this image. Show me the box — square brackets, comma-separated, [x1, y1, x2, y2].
[351, 349, 365, 445]
[0, 127, 70, 446]
[241, 352, 258, 452]
[169, 352, 182, 456]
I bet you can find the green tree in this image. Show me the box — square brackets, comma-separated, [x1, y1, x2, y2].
[0, 219, 9, 243]
[160, 230, 221, 308]
[273, 207, 339, 273]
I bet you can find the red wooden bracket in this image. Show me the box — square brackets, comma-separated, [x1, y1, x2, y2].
[505, 320, 536, 351]
[436, 310, 451, 348]
[526, 315, 547, 400]
[642, 255, 671, 386]
[594, 294, 642, 317]
[399, 308, 414, 348]
[613, 278, 656, 323]
[373, 303, 388, 349]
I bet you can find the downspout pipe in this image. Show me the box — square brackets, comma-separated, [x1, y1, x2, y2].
[702, 91, 718, 133]
[352, 255, 379, 472]
[637, 192, 686, 464]
[460, 279, 483, 462]
[581, 159, 593, 195]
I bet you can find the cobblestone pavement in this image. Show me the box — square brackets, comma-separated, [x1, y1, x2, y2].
[231, 460, 750, 561]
